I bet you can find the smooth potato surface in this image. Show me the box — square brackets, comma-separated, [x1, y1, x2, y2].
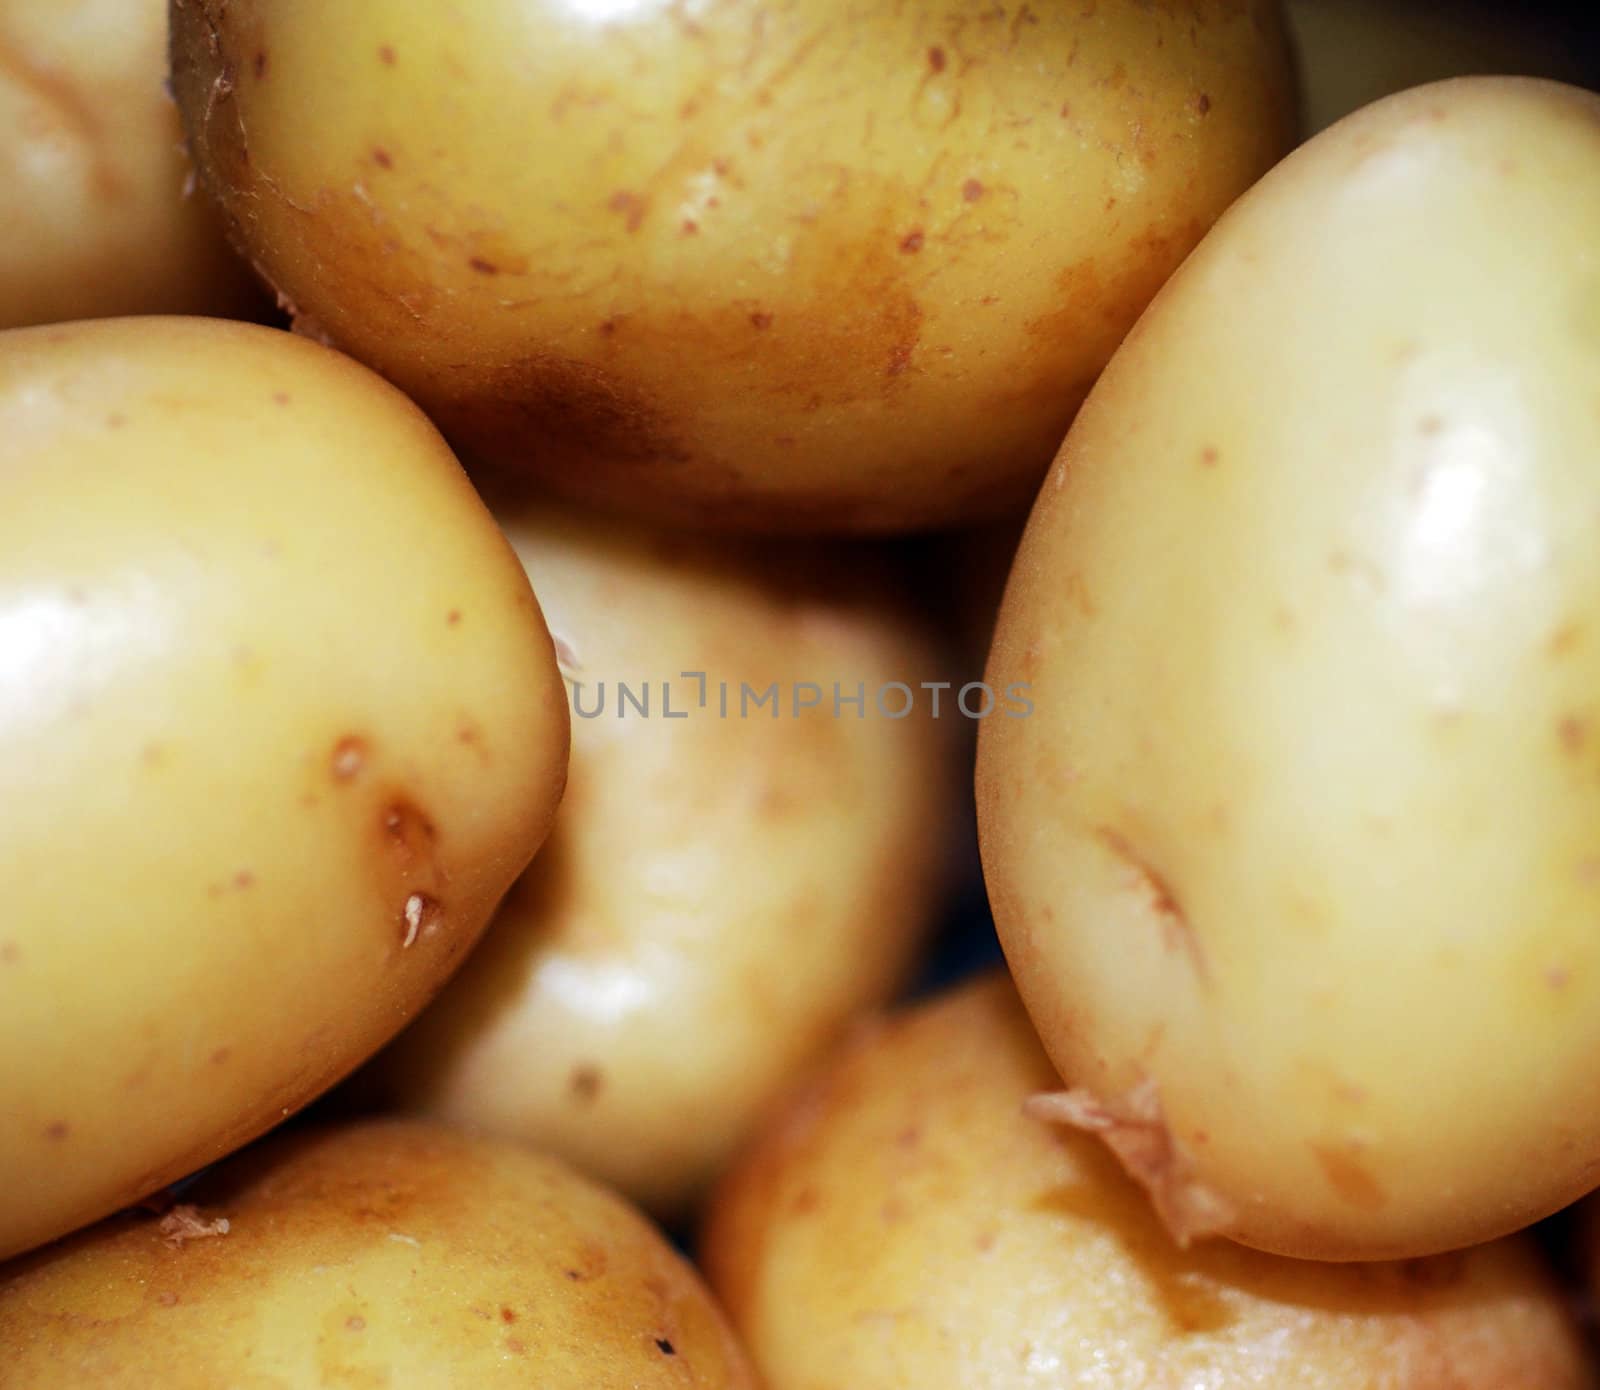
[363, 503, 957, 1214]
[0, 1120, 757, 1388]
[0, 0, 256, 328]
[170, 0, 1294, 532]
[978, 78, 1600, 1259]
[0, 318, 569, 1260]
[703, 976, 1588, 1389]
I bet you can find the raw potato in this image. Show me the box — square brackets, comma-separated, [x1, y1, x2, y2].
[170, 0, 1295, 533]
[0, 0, 257, 328]
[0, 1120, 758, 1389]
[362, 503, 958, 1215]
[0, 318, 569, 1261]
[703, 975, 1588, 1390]
[977, 79, 1600, 1260]
[1285, 0, 1598, 134]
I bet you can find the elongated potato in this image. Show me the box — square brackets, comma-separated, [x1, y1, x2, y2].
[0, 318, 568, 1260]
[704, 976, 1588, 1389]
[170, 0, 1295, 532]
[0, 0, 257, 328]
[0, 1120, 757, 1389]
[978, 78, 1600, 1259]
[361, 502, 957, 1215]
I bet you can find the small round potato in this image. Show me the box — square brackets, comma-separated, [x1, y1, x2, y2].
[0, 1120, 757, 1389]
[978, 79, 1600, 1259]
[0, 318, 569, 1260]
[0, 0, 257, 328]
[362, 502, 958, 1215]
[703, 975, 1588, 1389]
[170, 0, 1295, 532]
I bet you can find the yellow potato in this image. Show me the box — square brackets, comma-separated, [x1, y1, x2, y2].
[0, 1120, 757, 1389]
[361, 502, 958, 1215]
[703, 975, 1588, 1389]
[978, 78, 1600, 1259]
[170, 0, 1295, 532]
[0, 318, 569, 1261]
[0, 0, 257, 328]
[1286, 0, 1598, 135]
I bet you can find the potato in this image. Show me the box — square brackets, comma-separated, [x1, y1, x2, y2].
[170, 0, 1295, 533]
[0, 0, 257, 328]
[360, 502, 958, 1215]
[1285, 0, 1599, 135]
[0, 1120, 757, 1388]
[703, 975, 1587, 1389]
[977, 78, 1600, 1260]
[0, 317, 569, 1261]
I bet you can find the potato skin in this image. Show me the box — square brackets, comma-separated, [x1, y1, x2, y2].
[170, 0, 1294, 533]
[0, 0, 257, 328]
[0, 1120, 757, 1389]
[362, 503, 959, 1215]
[703, 975, 1588, 1390]
[0, 318, 569, 1260]
[977, 79, 1600, 1259]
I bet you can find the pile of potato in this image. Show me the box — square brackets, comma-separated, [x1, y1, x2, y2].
[2, 0, 1598, 1384]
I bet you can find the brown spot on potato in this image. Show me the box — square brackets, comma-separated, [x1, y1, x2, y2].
[468, 256, 500, 276]
[331, 736, 368, 782]
[789, 1185, 820, 1215]
[252, 50, 267, 79]
[378, 45, 397, 66]
[506, 1338, 527, 1356]
[975, 1230, 997, 1252]
[1311, 1142, 1387, 1211]
[895, 1124, 922, 1149]
[1419, 414, 1443, 436]
[1199, 445, 1219, 467]
[886, 339, 914, 377]
[655, 1338, 676, 1356]
[157, 1292, 179, 1307]
[1559, 716, 1587, 754]
[1549, 622, 1584, 657]
[446, 609, 462, 626]
[383, 801, 438, 867]
[750, 310, 773, 330]
[500, 1306, 518, 1324]
[1546, 966, 1571, 990]
[962, 178, 984, 202]
[928, 46, 947, 72]
[570, 1064, 604, 1102]
[211, 1047, 232, 1066]
[45, 1121, 69, 1141]
[1195, 92, 1211, 115]
[106, 412, 127, 429]
[371, 146, 393, 169]
[1097, 828, 1208, 981]
[272, 392, 290, 406]
[233, 870, 255, 890]
[1, 942, 20, 964]
[899, 229, 925, 254]
[608, 190, 647, 232]
[681, 218, 699, 234]
[346, 1315, 366, 1331]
